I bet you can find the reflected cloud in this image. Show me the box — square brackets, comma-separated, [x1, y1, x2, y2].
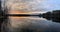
[8, 16, 48, 28]
[8, 16, 46, 20]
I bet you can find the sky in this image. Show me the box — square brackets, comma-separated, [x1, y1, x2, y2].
[2, 0, 60, 13]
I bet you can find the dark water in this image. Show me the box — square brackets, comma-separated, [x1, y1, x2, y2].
[1, 16, 60, 32]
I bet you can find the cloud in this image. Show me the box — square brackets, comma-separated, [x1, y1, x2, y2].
[2, 0, 60, 12]
[4, 0, 46, 12]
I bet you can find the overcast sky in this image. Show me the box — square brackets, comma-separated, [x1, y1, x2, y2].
[2, 0, 60, 13]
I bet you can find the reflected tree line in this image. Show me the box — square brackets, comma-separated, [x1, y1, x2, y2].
[42, 10, 60, 23]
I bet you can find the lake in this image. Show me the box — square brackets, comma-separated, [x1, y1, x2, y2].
[2, 16, 60, 32]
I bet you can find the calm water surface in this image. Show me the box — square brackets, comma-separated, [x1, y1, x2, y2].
[2, 16, 60, 32]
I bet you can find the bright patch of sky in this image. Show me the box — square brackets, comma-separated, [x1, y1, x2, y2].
[42, 0, 60, 11]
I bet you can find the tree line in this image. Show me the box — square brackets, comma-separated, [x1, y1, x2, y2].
[42, 10, 60, 22]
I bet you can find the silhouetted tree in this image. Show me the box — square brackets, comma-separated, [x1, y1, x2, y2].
[42, 10, 60, 22]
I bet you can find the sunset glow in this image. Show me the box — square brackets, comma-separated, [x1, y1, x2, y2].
[8, 10, 32, 14]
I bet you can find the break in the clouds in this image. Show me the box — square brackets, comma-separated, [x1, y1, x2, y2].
[2, 0, 60, 12]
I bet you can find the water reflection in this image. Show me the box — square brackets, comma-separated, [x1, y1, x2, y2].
[43, 16, 60, 23]
[2, 16, 60, 32]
